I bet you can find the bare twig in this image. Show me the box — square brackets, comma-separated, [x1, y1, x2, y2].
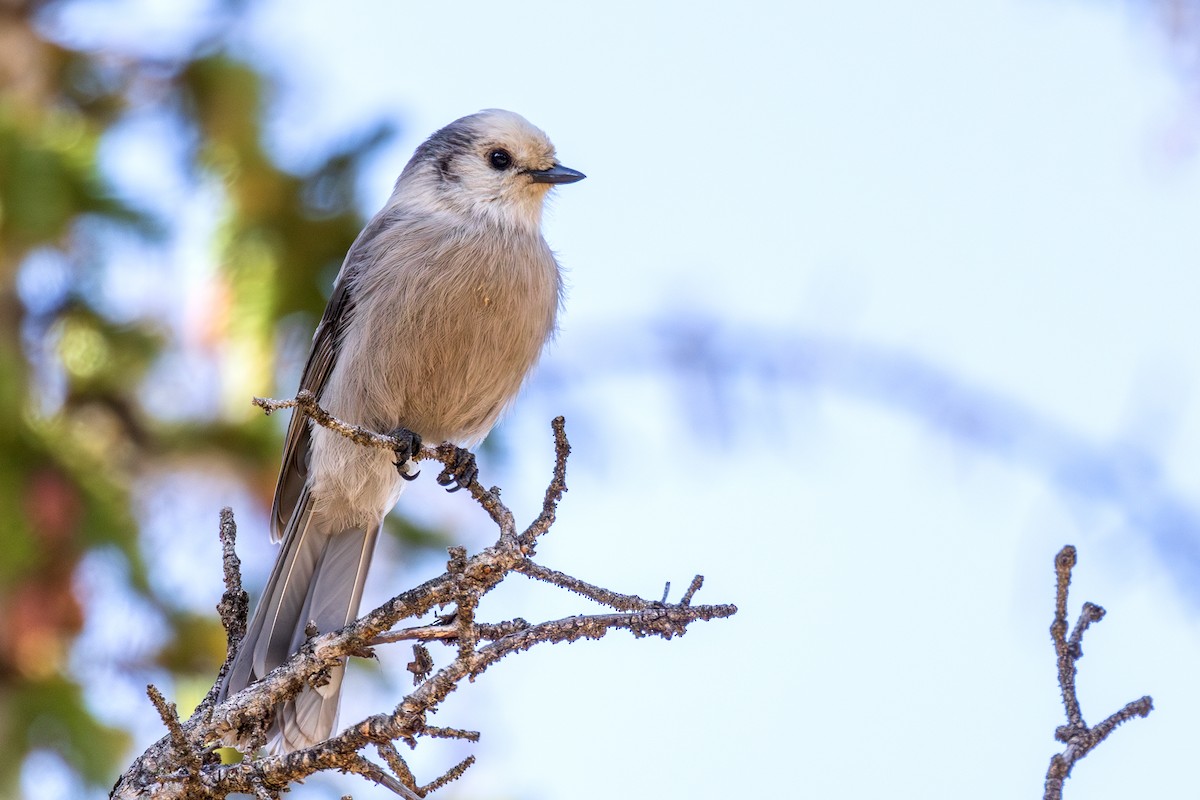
[446, 546, 479, 661]
[254, 391, 397, 452]
[343, 754, 422, 799]
[375, 741, 417, 790]
[515, 560, 654, 611]
[110, 397, 736, 799]
[420, 726, 480, 742]
[419, 756, 475, 796]
[371, 618, 531, 647]
[1043, 545, 1153, 800]
[191, 508, 250, 724]
[376, 624, 459, 644]
[145, 685, 203, 794]
[515, 415, 570, 551]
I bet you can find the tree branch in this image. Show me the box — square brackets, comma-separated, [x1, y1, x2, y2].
[1043, 545, 1153, 800]
[110, 398, 737, 799]
[191, 508, 249, 723]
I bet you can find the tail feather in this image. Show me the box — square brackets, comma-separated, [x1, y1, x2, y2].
[221, 489, 379, 753]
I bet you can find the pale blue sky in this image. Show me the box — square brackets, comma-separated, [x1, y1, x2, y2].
[36, 1, 1200, 798]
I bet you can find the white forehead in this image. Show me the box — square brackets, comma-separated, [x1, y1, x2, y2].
[459, 109, 557, 163]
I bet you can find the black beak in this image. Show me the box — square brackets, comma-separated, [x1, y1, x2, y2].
[527, 164, 587, 184]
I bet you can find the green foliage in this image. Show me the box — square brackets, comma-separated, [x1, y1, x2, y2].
[0, 3, 401, 793]
[0, 103, 148, 260]
[4, 674, 130, 786]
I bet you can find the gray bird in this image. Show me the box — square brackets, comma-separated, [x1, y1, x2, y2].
[220, 109, 585, 753]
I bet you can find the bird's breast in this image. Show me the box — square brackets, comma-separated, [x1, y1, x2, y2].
[335, 222, 560, 445]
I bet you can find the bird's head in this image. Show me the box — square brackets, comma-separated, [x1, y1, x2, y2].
[395, 109, 585, 229]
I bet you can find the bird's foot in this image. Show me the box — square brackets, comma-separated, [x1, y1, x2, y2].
[388, 427, 423, 481]
[436, 447, 478, 493]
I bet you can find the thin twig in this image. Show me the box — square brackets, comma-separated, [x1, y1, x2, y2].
[680, 575, 704, 606]
[217, 506, 248, 643]
[145, 685, 202, 792]
[1043, 545, 1153, 800]
[375, 741, 418, 790]
[1050, 546, 1084, 730]
[446, 546, 479, 661]
[516, 415, 570, 550]
[371, 618, 530, 647]
[418, 756, 475, 796]
[514, 560, 652, 611]
[258, 393, 515, 534]
[468, 604, 739, 678]
[421, 726, 481, 742]
[373, 624, 459, 644]
[193, 507, 250, 722]
[344, 754, 423, 799]
[254, 392, 399, 453]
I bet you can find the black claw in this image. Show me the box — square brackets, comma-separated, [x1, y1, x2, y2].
[436, 447, 478, 493]
[387, 427, 423, 477]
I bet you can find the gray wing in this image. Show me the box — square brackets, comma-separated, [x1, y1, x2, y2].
[270, 276, 354, 541]
[270, 211, 396, 541]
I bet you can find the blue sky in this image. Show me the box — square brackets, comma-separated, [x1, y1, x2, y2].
[39, 1, 1200, 798]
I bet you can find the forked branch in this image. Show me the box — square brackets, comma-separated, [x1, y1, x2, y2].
[1043, 545, 1152, 800]
[110, 398, 736, 799]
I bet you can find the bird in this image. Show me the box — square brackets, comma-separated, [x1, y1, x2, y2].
[219, 109, 585, 753]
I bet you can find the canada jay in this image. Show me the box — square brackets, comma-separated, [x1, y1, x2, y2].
[220, 109, 585, 752]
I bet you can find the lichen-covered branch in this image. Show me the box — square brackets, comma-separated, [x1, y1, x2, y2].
[110, 399, 737, 799]
[1043, 545, 1153, 800]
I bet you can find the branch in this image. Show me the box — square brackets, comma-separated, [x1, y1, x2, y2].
[192, 507, 249, 722]
[145, 685, 202, 795]
[111, 397, 737, 799]
[1043, 545, 1153, 800]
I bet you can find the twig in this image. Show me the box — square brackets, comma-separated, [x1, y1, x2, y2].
[371, 618, 530, 647]
[254, 392, 398, 453]
[1050, 547, 1083, 729]
[446, 546, 479, 661]
[376, 624, 459, 644]
[343, 754, 422, 799]
[515, 561, 651, 611]
[418, 756, 475, 796]
[515, 415, 570, 551]
[1043, 545, 1153, 800]
[145, 684, 203, 793]
[192, 507, 250, 723]
[469, 605, 737, 666]
[375, 742, 417, 790]
[420, 726, 480, 742]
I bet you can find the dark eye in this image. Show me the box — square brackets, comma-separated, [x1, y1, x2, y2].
[488, 149, 512, 170]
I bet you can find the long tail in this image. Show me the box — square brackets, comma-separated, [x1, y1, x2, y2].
[220, 488, 378, 752]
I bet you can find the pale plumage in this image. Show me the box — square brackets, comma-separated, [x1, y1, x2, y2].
[219, 110, 584, 752]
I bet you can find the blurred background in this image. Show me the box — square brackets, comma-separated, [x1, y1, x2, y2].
[3, 0, 1200, 797]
